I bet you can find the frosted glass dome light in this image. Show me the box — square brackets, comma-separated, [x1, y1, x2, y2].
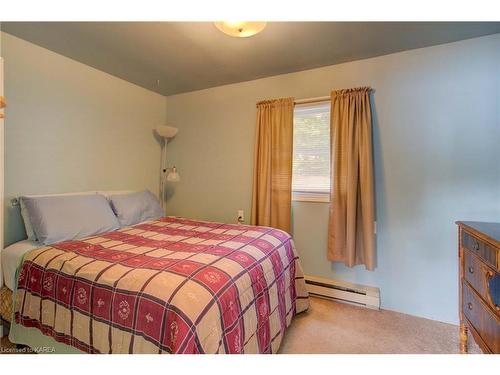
[214, 22, 267, 38]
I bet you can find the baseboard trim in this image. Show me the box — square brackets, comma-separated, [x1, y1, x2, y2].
[305, 274, 380, 310]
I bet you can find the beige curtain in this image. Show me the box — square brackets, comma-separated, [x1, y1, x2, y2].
[328, 87, 376, 270]
[251, 97, 294, 233]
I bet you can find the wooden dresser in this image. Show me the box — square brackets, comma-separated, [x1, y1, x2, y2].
[457, 221, 500, 354]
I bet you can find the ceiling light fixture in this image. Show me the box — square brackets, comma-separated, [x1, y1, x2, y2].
[214, 22, 267, 38]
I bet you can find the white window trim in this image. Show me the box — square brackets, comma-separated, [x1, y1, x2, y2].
[292, 190, 330, 203]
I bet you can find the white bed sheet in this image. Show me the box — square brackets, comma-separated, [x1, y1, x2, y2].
[1, 240, 40, 291]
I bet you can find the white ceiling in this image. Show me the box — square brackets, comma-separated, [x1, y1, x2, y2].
[2, 22, 499, 96]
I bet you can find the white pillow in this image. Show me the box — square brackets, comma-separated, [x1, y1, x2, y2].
[19, 190, 134, 240]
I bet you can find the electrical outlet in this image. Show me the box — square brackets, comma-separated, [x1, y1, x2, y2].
[237, 210, 245, 224]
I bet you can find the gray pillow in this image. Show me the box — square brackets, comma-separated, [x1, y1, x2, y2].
[21, 194, 120, 245]
[19, 191, 99, 241]
[109, 190, 164, 227]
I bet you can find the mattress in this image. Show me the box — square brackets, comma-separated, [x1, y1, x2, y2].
[14, 216, 309, 353]
[1, 240, 40, 291]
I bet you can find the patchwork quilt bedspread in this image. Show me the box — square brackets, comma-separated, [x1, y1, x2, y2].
[14, 217, 309, 353]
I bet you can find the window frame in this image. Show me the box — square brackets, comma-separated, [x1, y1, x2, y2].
[291, 100, 331, 203]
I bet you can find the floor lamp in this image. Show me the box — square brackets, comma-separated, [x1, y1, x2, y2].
[155, 125, 179, 209]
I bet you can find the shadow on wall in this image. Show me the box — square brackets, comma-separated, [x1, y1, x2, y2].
[370, 91, 383, 271]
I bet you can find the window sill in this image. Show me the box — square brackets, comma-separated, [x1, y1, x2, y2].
[292, 191, 330, 203]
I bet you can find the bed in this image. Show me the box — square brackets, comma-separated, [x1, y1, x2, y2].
[1, 240, 39, 333]
[2, 216, 309, 353]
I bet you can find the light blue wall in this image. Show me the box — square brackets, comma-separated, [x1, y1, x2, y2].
[165, 34, 500, 324]
[2, 33, 166, 246]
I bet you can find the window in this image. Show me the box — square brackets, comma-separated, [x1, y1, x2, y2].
[292, 102, 331, 202]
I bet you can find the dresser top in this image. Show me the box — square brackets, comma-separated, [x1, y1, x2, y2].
[456, 221, 500, 247]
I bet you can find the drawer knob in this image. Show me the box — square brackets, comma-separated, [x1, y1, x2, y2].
[468, 302, 473, 311]
[468, 266, 474, 274]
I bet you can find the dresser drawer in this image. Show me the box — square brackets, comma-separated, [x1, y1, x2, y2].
[462, 231, 498, 270]
[464, 249, 500, 317]
[463, 281, 500, 353]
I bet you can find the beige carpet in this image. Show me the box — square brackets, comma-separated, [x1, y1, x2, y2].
[1, 297, 482, 354]
[279, 297, 481, 354]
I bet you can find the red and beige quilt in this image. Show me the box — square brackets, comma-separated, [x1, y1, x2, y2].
[14, 217, 309, 353]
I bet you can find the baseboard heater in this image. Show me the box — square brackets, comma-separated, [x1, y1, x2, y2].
[304, 275, 380, 310]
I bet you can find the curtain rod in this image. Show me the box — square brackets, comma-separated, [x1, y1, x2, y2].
[294, 95, 330, 105]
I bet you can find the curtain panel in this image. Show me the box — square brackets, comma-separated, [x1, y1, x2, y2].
[328, 87, 376, 270]
[251, 97, 294, 233]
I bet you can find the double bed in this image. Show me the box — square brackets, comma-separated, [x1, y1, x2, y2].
[0, 240, 37, 332]
[1, 215, 309, 353]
